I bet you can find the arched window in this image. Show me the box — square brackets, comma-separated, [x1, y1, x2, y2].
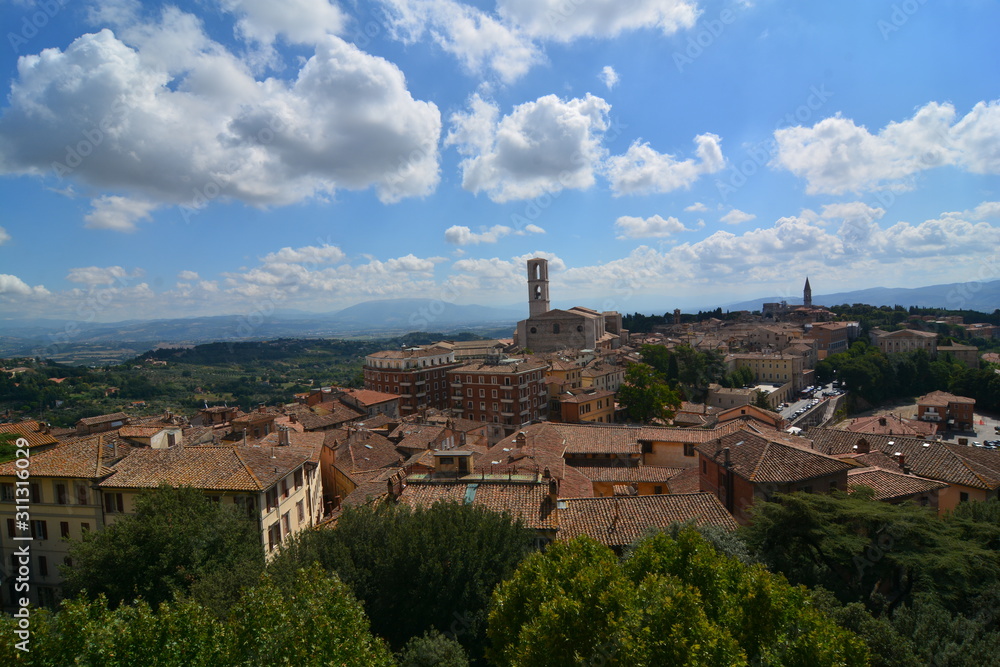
[533, 263, 541, 280]
[534, 285, 542, 300]
[553, 323, 560, 334]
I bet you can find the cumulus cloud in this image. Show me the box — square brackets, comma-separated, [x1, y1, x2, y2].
[773, 100, 1000, 194]
[721, 208, 756, 225]
[445, 224, 513, 245]
[380, 0, 542, 84]
[0, 226, 9, 245]
[606, 133, 725, 195]
[614, 214, 688, 239]
[968, 201, 1000, 219]
[497, 0, 699, 41]
[84, 196, 159, 231]
[177, 270, 200, 281]
[684, 202, 707, 212]
[599, 65, 619, 89]
[446, 93, 610, 202]
[261, 244, 346, 265]
[67, 266, 144, 286]
[522, 224, 546, 235]
[0, 274, 48, 296]
[0, 14, 441, 227]
[221, 0, 347, 47]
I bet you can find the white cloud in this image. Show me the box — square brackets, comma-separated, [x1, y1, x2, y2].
[614, 214, 688, 239]
[445, 224, 513, 245]
[0, 16, 441, 224]
[0, 226, 9, 245]
[177, 270, 200, 281]
[261, 245, 346, 265]
[0, 274, 48, 296]
[380, 0, 542, 84]
[606, 133, 725, 195]
[498, 0, 699, 42]
[599, 65, 619, 89]
[446, 93, 610, 202]
[773, 100, 1000, 194]
[968, 201, 1000, 220]
[720, 208, 756, 225]
[221, 0, 347, 47]
[67, 266, 144, 286]
[684, 202, 707, 212]
[84, 196, 159, 232]
[522, 224, 546, 235]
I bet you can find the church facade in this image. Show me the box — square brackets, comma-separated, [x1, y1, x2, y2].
[514, 258, 627, 353]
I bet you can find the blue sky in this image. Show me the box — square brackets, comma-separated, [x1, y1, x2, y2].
[0, 0, 998, 324]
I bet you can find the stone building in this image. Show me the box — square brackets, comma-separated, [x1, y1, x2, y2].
[514, 258, 627, 353]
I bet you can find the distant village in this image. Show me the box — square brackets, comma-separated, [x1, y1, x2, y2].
[2, 258, 998, 611]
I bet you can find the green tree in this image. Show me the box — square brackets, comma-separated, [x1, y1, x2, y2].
[268, 501, 534, 659]
[616, 363, 682, 424]
[488, 529, 867, 667]
[397, 630, 469, 667]
[62, 484, 264, 614]
[0, 566, 393, 666]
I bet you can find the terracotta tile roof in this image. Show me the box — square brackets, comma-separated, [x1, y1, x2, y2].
[298, 404, 364, 430]
[397, 480, 557, 530]
[697, 430, 853, 484]
[917, 390, 976, 406]
[848, 468, 948, 501]
[480, 423, 594, 498]
[809, 428, 1000, 491]
[569, 465, 685, 483]
[844, 414, 938, 437]
[547, 423, 643, 455]
[257, 431, 325, 464]
[335, 465, 402, 508]
[636, 421, 746, 444]
[330, 431, 405, 471]
[424, 415, 485, 433]
[77, 412, 129, 426]
[455, 357, 549, 374]
[0, 433, 133, 479]
[98, 445, 308, 491]
[118, 425, 171, 438]
[558, 493, 738, 546]
[342, 388, 399, 406]
[389, 423, 448, 449]
[358, 413, 395, 429]
[666, 468, 702, 494]
[0, 421, 59, 448]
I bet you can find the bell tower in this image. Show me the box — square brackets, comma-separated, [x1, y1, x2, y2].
[803, 277, 812, 308]
[527, 258, 550, 318]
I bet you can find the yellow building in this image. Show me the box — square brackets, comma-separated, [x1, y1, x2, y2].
[0, 433, 321, 610]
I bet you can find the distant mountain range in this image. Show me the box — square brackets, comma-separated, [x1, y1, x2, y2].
[723, 280, 1000, 313]
[2, 280, 997, 361]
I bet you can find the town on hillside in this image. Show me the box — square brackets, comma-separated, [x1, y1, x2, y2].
[2, 258, 1000, 616]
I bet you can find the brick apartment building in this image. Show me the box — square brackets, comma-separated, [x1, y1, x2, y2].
[447, 357, 549, 442]
[363, 345, 462, 416]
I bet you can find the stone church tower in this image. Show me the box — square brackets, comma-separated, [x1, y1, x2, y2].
[803, 277, 812, 308]
[527, 258, 550, 317]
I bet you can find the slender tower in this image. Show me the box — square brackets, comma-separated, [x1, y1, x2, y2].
[803, 277, 812, 308]
[527, 258, 550, 317]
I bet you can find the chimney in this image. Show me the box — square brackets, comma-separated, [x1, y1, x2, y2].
[878, 417, 887, 426]
[278, 428, 290, 446]
[722, 447, 731, 468]
[516, 432, 527, 448]
[856, 438, 870, 454]
[289, 413, 297, 424]
[895, 452, 905, 469]
[548, 477, 559, 502]
[258, 403, 266, 413]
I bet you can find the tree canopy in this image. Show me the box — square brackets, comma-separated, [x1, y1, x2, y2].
[267, 500, 535, 661]
[0, 566, 393, 666]
[616, 362, 682, 423]
[487, 527, 867, 666]
[61, 484, 264, 615]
